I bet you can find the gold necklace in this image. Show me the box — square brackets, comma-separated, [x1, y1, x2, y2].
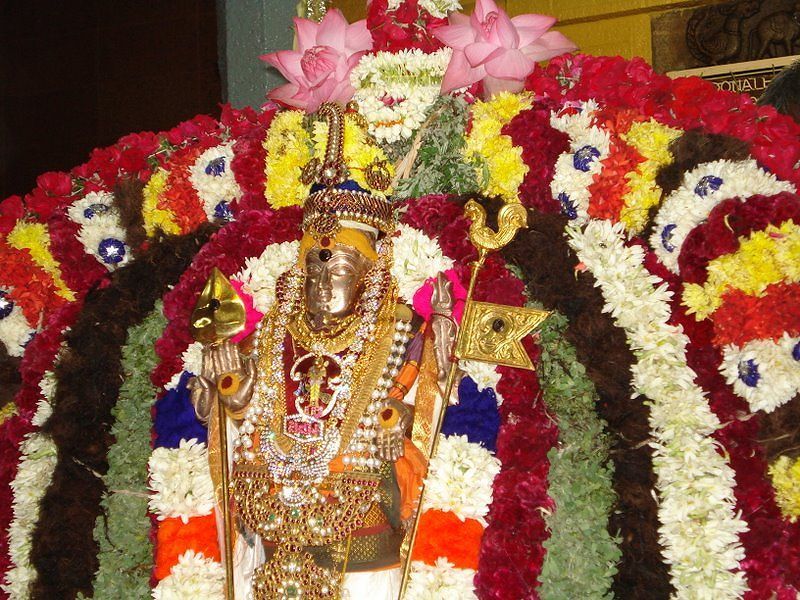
[287, 310, 361, 355]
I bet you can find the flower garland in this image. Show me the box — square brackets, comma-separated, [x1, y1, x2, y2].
[188, 141, 242, 221]
[651, 159, 795, 275]
[568, 219, 748, 597]
[502, 209, 667, 597]
[153, 550, 224, 600]
[66, 191, 132, 270]
[88, 306, 166, 598]
[616, 119, 680, 234]
[769, 455, 800, 522]
[464, 92, 532, 203]
[5, 222, 74, 301]
[351, 48, 451, 143]
[26, 228, 214, 598]
[2, 371, 57, 598]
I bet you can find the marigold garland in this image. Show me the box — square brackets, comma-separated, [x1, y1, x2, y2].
[770, 455, 800, 522]
[6, 222, 74, 302]
[464, 92, 532, 203]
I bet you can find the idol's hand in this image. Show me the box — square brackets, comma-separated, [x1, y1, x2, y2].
[189, 341, 256, 421]
[375, 399, 412, 462]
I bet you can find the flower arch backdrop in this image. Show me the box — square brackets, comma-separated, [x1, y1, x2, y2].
[1, 2, 800, 599]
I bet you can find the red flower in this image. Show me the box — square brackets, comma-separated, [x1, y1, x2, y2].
[0, 196, 24, 234]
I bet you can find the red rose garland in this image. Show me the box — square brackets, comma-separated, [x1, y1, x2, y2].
[525, 54, 800, 186]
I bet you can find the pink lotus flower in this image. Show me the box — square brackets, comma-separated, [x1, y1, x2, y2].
[434, 0, 576, 97]
[260, 10, 372, 113]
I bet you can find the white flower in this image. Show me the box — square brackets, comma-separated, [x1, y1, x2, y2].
[235, 241, 300, 313]
[419, 0, 462, 18]
[31, 370, 57, 427]
[650, 159, 794, 273]
[152, 550, 224, 600]
[405, 558, 476, 600]
[166, 342, 205, 391]
[391, 224, 453, 303]
[459, 360, 503, 404]
[351, 49, 451, 143]
[68, 191, 131, 271]
[2, 432, 57, 598]
[0, 295, 35, 358]
[549, 102, 611, 225]
[148, 439, 215, 523]
[423, 434, 500, 524]
[188, 142, 241, 221]
[719, 335, 800, 413]
[567, 218, 748, 597]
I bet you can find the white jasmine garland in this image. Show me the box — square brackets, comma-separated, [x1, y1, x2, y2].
[188, 142, 241, 221]
[148, 439, 215, 523]
[423, 434, 500, 524]
[650, 159, 795, 273]
[567, 219, 748, 598]
[391, 224, 454, 303]
[550, 101, 611, 225]
[234, 240, 300, 313]
[0, 297, 35, 358]
[351, 49, 451, 143]
[405, 558, 476, 600]
[719, 335, 800, 413]
[152, 550, 224, 600]
[68, 191, 131, 271]
[2, 373, 58, 598]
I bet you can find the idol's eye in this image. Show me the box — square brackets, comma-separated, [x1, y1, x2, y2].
[306, 264, 322, 277]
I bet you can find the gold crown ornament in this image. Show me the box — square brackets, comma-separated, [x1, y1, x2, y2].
[299, 102, 396, 239]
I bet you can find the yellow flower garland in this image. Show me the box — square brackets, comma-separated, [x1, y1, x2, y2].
[769, 455, 800, 522]
[683, 220, 800, 319]
[264, 111, 313, 209]
[619, 120, 680, 234]
[464, 92, 532, 204]
[0, 402, 16, 427]
[142, 170, 182, 237]
[6, 222, 75, 301]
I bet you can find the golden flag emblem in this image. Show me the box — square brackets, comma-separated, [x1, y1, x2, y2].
[455, 301, 550, 370]
[190, 267, 247, 345]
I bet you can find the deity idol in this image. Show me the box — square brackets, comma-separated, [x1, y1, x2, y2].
[189, 103, 457, 600]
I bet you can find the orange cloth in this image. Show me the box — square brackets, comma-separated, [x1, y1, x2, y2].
[395, 439, 427, 521]
[154, 513, 221, 580]
[410, 510, 483, 570]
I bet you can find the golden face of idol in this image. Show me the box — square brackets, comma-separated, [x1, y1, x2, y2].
[303, 243, 373, 330]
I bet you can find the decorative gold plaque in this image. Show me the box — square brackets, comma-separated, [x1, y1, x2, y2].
[456, 301, 550, 370]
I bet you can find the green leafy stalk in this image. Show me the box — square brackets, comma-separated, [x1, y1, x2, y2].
[86, 304, 166, 599]
[537, 310, 621, 600]
[393, 95, 478, 199]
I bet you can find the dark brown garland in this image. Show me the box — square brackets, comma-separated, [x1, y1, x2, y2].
[501, 210, 673, 599]
[0, 348, 21, 410]
[759, 396, 800, 462]
[28, 225, 215, 599]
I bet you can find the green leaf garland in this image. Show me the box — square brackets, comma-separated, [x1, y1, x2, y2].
[84, 304, 166, 598]
[537, 310, 621, 599]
